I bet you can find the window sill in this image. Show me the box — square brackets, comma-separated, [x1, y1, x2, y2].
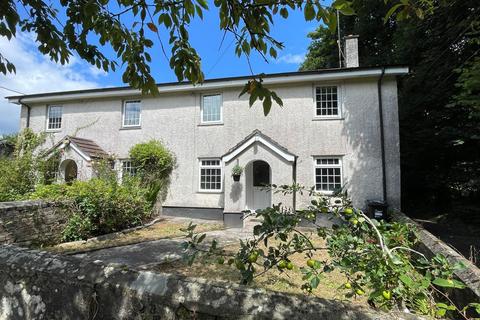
[45, 129, 62, 133]
[197, 190, 224, 194]
[312, 117, 344, 121]
[314, 190, 335, 195]
[120, 126, 142, 130]
[198, 122, 224, 127]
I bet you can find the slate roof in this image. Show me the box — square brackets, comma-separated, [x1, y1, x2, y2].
[46, 135, 108, 159]
[223, 129, 296, 159]
[67, 136, 109, 158]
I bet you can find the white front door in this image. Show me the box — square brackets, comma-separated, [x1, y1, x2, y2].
[253, 186, 270, 210]
[248, 160, 271, 211]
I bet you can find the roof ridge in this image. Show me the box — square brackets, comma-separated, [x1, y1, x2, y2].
[68, 136, 95, 142]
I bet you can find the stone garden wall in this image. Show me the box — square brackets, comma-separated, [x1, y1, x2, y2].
[392, 211, 480, 308]
[0, 245, 421, 320]
[0, 200, 68, 246]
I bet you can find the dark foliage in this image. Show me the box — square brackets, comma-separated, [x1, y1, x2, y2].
[301, 0, 480, 215]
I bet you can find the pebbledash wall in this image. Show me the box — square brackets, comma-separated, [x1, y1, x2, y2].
[16, 72, 403, 216]
[0, 245, 421, 320]
[0, 200, 68, 246]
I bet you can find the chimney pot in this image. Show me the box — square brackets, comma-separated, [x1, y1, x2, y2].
[344, 35, 359, 68]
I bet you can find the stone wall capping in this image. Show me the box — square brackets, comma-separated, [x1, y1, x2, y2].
[392, 211, 480, 306]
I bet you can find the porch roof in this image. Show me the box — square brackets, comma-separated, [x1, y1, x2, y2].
[45, 136, 108, 161]
[222, 130, 296, 163]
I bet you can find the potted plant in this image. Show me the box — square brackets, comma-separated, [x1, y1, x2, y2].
[232, 164, 243, 182]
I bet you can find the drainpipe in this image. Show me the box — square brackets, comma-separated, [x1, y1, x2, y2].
[292, 156, 298, 211]
[377, 67, 387, 202]
[18, 97, 31, 128]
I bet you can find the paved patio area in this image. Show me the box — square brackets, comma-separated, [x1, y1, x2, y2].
[72, 217, 253, 269]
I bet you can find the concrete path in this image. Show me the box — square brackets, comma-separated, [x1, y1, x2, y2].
[72, 225, 253, 269]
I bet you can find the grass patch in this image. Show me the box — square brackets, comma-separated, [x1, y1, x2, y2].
[154, 231, 368, 306]
[45, 219, 224, 254]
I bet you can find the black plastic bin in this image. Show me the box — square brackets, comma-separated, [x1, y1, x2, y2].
[366, 200, 388, 220]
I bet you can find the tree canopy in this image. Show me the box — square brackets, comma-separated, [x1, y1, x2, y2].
[301, 0, 480, 213]
[1, 0, 431, 114]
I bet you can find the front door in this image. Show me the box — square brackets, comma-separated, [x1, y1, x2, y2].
[64, 160, 78, 184]
[251, 160, 271, 211]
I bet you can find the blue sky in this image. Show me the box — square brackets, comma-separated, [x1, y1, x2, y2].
[0, 5, 321, 135]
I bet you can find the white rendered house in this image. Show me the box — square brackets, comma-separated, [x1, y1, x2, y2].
[7, 38, 408, 225]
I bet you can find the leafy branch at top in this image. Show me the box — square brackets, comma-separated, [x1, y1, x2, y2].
[1, 0, 438, 114]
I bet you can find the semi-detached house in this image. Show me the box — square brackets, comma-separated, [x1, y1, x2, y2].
[7, 36, 408, 226]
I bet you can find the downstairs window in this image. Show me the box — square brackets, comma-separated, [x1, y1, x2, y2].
[314, 157, 343, 193]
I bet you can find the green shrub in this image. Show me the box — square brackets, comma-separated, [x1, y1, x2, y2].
[28, 178, 152, 242]
[59, 178, 152, 241]
[0, 129, 46, 201]
[61, 212, 94, 241]
[27, 183, 69, 200]
[1, 131, 156, 242]
[38, 151, 61, 185]
[92, 156, 117, 182]
[129, 140, 175, 204]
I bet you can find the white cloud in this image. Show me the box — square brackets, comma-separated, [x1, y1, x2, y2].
[276, 53, 305, 65]
[0, 33, 104, 135]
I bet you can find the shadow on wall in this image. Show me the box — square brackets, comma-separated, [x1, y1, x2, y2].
[230, 181, 243, 204]
[340, 80, 395, 210]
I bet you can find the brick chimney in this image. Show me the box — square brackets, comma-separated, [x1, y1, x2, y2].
[344, 35, 359, 68]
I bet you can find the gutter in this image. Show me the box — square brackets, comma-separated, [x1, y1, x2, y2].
[292, 156, 298, 211]
[18, 97, 31, 128]
[377, 67, 387, 202]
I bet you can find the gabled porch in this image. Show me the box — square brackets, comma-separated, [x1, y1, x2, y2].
[222, 130, 297, 225]
[43, 136, 109, 183]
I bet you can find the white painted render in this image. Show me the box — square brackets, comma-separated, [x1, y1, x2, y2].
[15, 71, 403, 211]
[57, 146, 94, 181]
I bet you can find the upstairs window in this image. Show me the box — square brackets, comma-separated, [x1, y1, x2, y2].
[199, 159, 222, 191]
[47, 105, 62, 130]
[122, 160, 137, 177]
[315, 86, 339, 117]
[314, 157, 342, 193]
[201, 94, 222, 123]
[123, 100, 141, 127]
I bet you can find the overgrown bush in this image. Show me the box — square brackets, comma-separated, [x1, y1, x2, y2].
[28, 183, 69, 200]
[92, 156, 117, 182]
[0, 132, 159, 242]
[0, 129, 46, 201]
[129, 139, 175, 205]
[38, 151, 61, 185]
[29, 177, 152, 241]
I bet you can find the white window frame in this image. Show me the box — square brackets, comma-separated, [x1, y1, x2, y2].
[122, 100, 142, 128]
[198, 158, 223, 193]
[200, 93, 223, 124]
[313, 84, 343, 119]
[313, 156, 343, 194]
[121, 159, 137, 178]
[46, 105, 63, 131]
